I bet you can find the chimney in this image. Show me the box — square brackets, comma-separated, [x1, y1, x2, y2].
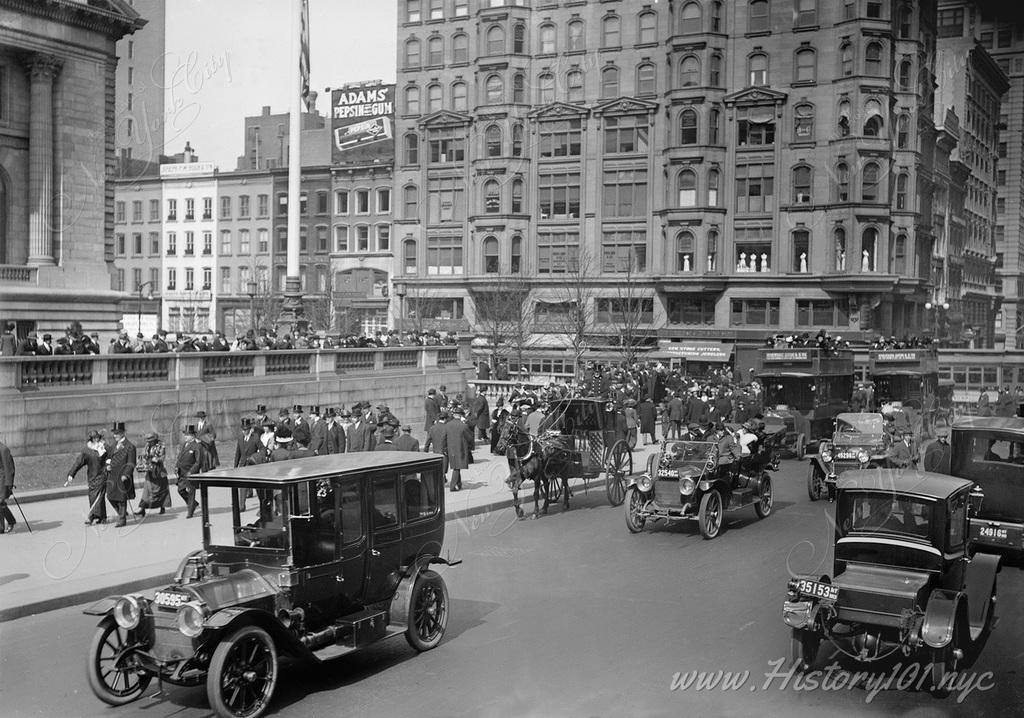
[183, 142, 194, 163]
[307, 90, 318, 115]
[262, 105, 271, 116]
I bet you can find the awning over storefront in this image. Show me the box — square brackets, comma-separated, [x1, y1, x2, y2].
[658, 341, 734, 362]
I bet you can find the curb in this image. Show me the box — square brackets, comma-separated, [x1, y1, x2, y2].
[13, 486, 89, 504]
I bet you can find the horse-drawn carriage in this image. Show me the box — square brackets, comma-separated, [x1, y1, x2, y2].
[498, 397, 635, 518]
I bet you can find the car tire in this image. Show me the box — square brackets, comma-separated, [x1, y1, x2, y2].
[405, 570, 449, 652]
[208, 625, 278, 718]
[86, 618, 152, 706]
[795, 433, 806, 460]
[624, 487, 646, 533]
[754, 475, 773, 519]
[791, 628, 819, 671]
[807, 464, 826, 502]
[698, 490, 723, 540]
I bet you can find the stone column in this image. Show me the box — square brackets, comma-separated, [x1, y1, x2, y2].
[26, 54, 63, 266]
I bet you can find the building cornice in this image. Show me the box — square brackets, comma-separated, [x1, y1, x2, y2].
[0, 0, 145, 39]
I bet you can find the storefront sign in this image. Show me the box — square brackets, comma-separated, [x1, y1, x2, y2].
[874, 350, 925, 362]
[660, 342, 734, 362]
[331, 83, 395, 165]
[763, 350, 812, 362]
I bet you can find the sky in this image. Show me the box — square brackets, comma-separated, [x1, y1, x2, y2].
[162, 0, 397, 169]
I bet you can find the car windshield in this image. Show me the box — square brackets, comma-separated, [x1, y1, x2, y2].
[837, 491, 934, 542]
[205, 485, 288, 551]
[835, 414, 884, 436]
[665, 441, 717, 468]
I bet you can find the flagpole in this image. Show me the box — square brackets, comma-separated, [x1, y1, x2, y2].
[282, 0, 305, 331]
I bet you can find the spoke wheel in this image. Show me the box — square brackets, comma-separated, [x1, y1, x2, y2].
[624, 487, 646, 533]
[605, 441, 633, 506]
[807, 464, 826, 502]
[405, 570, 449, 652]
[208, 625, 278, 718]
[795, 433, 806, 460]
[698, 490, 723, 540]
[754, 475, 773, 519]
[791, 629, 820, 671]
[86, 618, 151, 706]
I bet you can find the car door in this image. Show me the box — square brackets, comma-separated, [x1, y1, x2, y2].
[365, 472, 403, 604]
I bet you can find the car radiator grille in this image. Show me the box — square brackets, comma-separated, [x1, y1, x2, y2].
[654, 481, 683, 507]
[150, 610, 196, 662]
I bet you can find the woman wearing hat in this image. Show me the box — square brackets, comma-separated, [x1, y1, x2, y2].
[135, 432, 169, 516]
[66, 431, 110, 524]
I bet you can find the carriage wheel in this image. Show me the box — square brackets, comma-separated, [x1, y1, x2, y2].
[605, 440, 633, 506]
[547, 474, 564, 504]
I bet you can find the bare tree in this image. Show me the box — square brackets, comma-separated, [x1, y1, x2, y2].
[471, 274, 532, 371]
[610, 250, 651, 366]
[546, 247, 598, 381]
[304, 269, 335, 333]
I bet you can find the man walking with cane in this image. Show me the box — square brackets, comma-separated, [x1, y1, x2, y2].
[0, 438, 17, 533]
[106, 422, 136, 527]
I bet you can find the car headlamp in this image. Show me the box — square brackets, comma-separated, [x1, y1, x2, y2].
[637, 474, 653, 492]
[857, 449, 870, 464]
[113, 595, 143, 630]
[820, 447, 833, 462]
[176, 601, 208, 638]
[680, 476, 696, 496]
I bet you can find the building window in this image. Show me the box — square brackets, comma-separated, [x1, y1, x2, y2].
[220, 196, 231, 219]
[601, 66, 620, 98]
[998, 28, 1012, 48]
[834, 227, 847, 271]
[890, 233, 907, 273]
[793, 103, 814, 140]
[731, 299, 780, 326]
[451, 81, 468, 111]
[185, 231, 195, 255]
[602, 15, 621, 47]
[220, 267, 231, 294]
[865, 41, 882, 76]
[487, 25, 505, 55]
[601, 230, 647, 272]
[428, 178, 465, 222]
[511, 179, 524, 213]
[792, 165, 812, 204]
[485, 74, 503, 104]
[132, 232, 142, 255]
[115, 233, 125, 255]
[406, 0, 421, 22]
[563, 70, 583, 103]
[796, 299, 849, 327]
[863, 100, 884, 136]
[795, 47, 816, 83]
[749, 0, 769, 33]
[708, 169, 720, 206]
[711, 1, 723, 31]
[220, 230, 232, 255]
[637, 63, 656, 94]
[404, 133, 419, 164]
[706, 230, 719, 271]
[679, 108, 698, 144]
[709, 108, 720, 144]
[568, 20, 585, 51]
[735, 164, 775, 213]
[355, 225, 369, 252]
[597, 298, 654, 324]
[336, 190, 349, 215]
[748, 53, 768, 86]
[840, 42, 853, 77]
[202, 267, 212, 291]
[668, 296, 716, 325]
[709, 53, 722, 86]
[680, 55, 700, 86]
[167, 232, 176, 256]
[427, 36, 443, 65]
[238, 195, 250, 218]
[483, 180, 501, 214]
[513, 23, 526, 53]
[835, 162, 850, 202]
[538, 73, 555, 104]
[512, 124, 524, 156]
[540, 120, 582, 157]
[862, 162, 880, 202]
[405, 38, 421, 67]
[898, 60, 911, 90]
[511, 236, 522, 273]
[148, 198, 159, 221]
[537, 231, 580, 273]
[483, 236, 499, 273]
[130, 200, 142, 222]
[838, 100, 851, 137]
[895, 172, 909, 210]
[258, 228, 268, 253]
[861, 228, 877, 271]
[795, 0, 816, 26]
[538, 172, 581, 218]
[238, 229, 250, 254]
[453, 32, 468, 63]
[149, 232, 160, 255]
[185, 198, 194, 220]
[257, 194, 268, 217]
[792, 229, 810, 272]
[638, 10, 657, 43]
[167, 268, 176, 291]
[428, 134, 465, 164]
[540, 23, 556, 53]
[355, 190, 370, 214]
[737, 106, 775, 146]
[677, 166, 698, 205]
[897, 114, 910, 149]
[897, 5, 911, 37]
[426, 236, 463, 275]
[335, 226, 349, 252]
[866, 0, 882, 19]
[316, 225, 329, 252]
[676, 231, 695, 273]
[680, 2, 702, 33]
[404, 85, 420, 115]
[605, 115, 649, 154]
[185, 267, 194, 291]
[404, 184, 418, 219]
[275, 227, 287, 253]
[602, 169, 648, 217]
[377, 188, 391, 214]
[427, 83, 442, 113]
[403, 239, 417, 274]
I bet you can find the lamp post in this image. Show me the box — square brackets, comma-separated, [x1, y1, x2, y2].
[136, 280, 155, 336]
[393, 280, 407, 336]
[925, 300, 950, 346]
[246, 279, 258, 334]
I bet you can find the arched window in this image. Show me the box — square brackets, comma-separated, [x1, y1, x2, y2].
[512, 72, 525, 103]
[897, 113, 910, 149]
[863, 99, 883, 136]
[840, 42, 853, 77]
[485, 74, 503, 104]
[483, 180, 500, 214]
[511, 179, 524, 213]
[861, 227, 877, 272]
[403, 239, 417, 274]
[711, 1, 724, 31]
[898, 60, 912, 90]
[540, 23, 556, 53]
[404, 85, 421, 115]
[677, 169, 697, 207]
[512, 124, 524, 157]
[834, 227, 847, 271]
[710, 53, 723, 86]
[749, 52, 768, 86]
[835, 162, 849, 201]
[487, 25, 505, 55]
[602, 15, 621, 47]
[792, 229, 810, 273]
[637, 62, 656, 94]
[680, 55, 700, 86]
[485, 124, 502, 158]
[403, 184, 419, 219]
[862, 162, 880, 202]
[568, 20, 585, 51]
[638, 10, 657, 43]
[601, 66, 620, 98]
[795, 47, 816, 83]
[405, 38, 421, 67]
[452, 32, 469, 63]
[677, 231, 695, 272]
[567, 70, 584, 102]
[483, 236, 499, 273]
[891, 233, 907, 274]
[513, 23, 526, 53]
[708, 169, 720, 205]
[897, 5, 911, 38]
[680, 2, 702, 33]
[749, 0, 769, 32]
[511, 235, 522, 273]
[896, 172, 909, 210]
[708, 108, 721, 144]
[707, 229, 719, 272]
[792, 165, 812, 204]
[452, 81, 467, 111]
[427, 82, 442, 113]
[427, 36, 443, 65]
[538, 72, 555, 104]
[794, 103, 814, 140]
[838, 100, 850, 137]
[679, 108, 698, 144]
[865, 41, 883, 75]
[404, 133, 419, 164]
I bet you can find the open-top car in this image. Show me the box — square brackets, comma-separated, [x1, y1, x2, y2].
[83, 452, 456, 718]
[623, 433, 777, 539]
[783, 470, 1001, 693]
[808, 413, 893, 502]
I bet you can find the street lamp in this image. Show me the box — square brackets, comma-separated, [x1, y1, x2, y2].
[136, 280, 155, 336]
[393, 280, 406, 336]
[246, 279, 258, 333]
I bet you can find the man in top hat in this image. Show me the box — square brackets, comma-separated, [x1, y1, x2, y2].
[105, 422, 137, 527]
[471, 388, 490, 443]
[326, 409, 347, 454]
[924, 427, 952, 474]
[374, 423, 397, 450]
[347, 403, 372, 453]
[424, 389, 441, 431]
[290, 405, 311, 447]
[35, 333, 53, 356]
[443, 407, 471, 491]
[233, 417, 261, 509]
[309, 406, 328, 455]
[210, 331, 230, 352]
[277, 407, 291, 430]
[67, 430, 110, 524]
[0, 437, 17, 533]
[394, 424, 420, 452]
[424, 410, 450, 478]
[253, 404, 269, 428]
[195, 410, 219, 469]
[176, 424, 204, 518]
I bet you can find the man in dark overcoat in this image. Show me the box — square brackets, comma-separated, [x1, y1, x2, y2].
[67, 431, 109, 524]
[923, 428, 952, 474]
[443, 410, 471, 491]
[424, 389, 441, 431]
[347, 404, 370, 453]
[176, 425, 202, 518]
[667, 392, 685, 439]
[638, 396, 657, 445]
[195, 410, 219, 469]
[393, 425, 420, 452]
[327, 409, 347, 454]
[309, 406, 328, 455]
[472, 389, 490, 442]
[106, 422, 136, 526]
[424, 411, 450, 478]
[0, 439, 17, 532]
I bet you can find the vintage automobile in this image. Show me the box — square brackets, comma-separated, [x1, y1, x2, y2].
[807, 413, 894, 502]
[783, 470, 1001, 692]
[949, 417, 1024, 560]
[623, 432, 778, 539]
[83, 452, 456, 718]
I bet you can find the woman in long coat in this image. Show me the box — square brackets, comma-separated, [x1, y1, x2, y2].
[67, 431, 108, 524]
[135, 432, 170, 516]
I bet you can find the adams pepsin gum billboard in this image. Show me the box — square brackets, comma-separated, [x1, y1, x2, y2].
[331, 83, 395, 165]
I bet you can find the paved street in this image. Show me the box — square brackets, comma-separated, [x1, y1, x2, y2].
[2, 458, 1022, 718]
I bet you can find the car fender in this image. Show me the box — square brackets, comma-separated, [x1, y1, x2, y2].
[203, 606, 311, 658]
[82, 596, 121, 617]
[921, 589, 961, 649]
[963, 552, 1001, 635]
[808, 455, 830, 473]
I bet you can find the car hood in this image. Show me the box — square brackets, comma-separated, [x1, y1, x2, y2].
[157, 568, 278, 612]
[832, 434, 888, 450]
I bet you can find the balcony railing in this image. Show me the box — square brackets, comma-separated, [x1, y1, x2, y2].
[0, 265, 38, 283]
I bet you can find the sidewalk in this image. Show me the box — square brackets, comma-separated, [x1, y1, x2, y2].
[0, 442, 656, 622]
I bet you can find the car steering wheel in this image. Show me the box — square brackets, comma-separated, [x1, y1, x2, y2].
[236, 525, 263, 547]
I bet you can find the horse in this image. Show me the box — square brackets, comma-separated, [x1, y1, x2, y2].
[497, 416, 572, 520]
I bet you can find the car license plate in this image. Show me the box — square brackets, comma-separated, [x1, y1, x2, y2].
[834, 451, 858, 460]
[154, 590, 189, 608]
[972, 521, 1021, 546]
[794, 579, 839, 601]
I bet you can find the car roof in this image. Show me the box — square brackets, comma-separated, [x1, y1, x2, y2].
[193, 452, 444, 487]
[836, 412, 883, 420]
[837, 469, 973, 500]
[952, 417, 1024, 433]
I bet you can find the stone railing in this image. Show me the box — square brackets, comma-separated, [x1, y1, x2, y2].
[0, 341, 472, 392]
[467, 379, 547, 406]
[0, 265, 38, 282]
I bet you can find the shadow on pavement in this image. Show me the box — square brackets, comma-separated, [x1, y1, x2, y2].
[0, 572, 30, 587]
[6, 520, 63, 534]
